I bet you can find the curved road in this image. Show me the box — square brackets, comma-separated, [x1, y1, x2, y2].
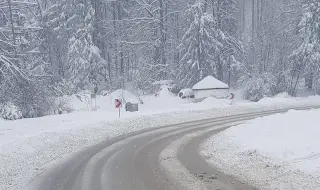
[27, 107, 315, 190]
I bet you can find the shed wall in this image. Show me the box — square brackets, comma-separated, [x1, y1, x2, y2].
[194, 89, 230, 99]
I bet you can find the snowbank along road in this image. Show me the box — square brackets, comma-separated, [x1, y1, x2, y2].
[26, 106, 318, 190]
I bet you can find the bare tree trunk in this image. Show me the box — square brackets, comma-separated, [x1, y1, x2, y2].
[112, 1, 118, 80]
[107, 52, 112, 86]
[120, 51, 124, 76]
[159, 0, 166, 78]
[217, 0, 222, 29]
[174, 13, 180, 66]
[251, 0, 255, 39]
[217, 0, 223, 80]
[217, 55, 223, 80]
[306, 72, 314, 89]
[228, 55, 231, 86]
[204, 0, 208, 12]
[117, 1, 125, 87]
[8, 0, 17, 57]
[291, 73, 301, 96]
[211, 0, 215, 18]
[242, 0, 245, 38]
[194, 8, 202, 80]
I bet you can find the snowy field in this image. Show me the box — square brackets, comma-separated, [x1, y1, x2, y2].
[201, 109, 320, 190]
[1, 91, 320, 190]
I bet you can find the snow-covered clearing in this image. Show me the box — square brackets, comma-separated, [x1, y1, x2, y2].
[201, 108, 320, 190]
[1, 91, 320, 190]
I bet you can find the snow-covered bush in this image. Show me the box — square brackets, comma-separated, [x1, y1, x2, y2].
[14, 81, 54, 118]
[54, 79, 78, 96]
[0, 102, 23, 120]
[1, 78, 55, 119]
[239, 74, 276, 102]
[312, 76, 320, 95]
[53, 97, 74, 115]
[243, 81, 266, 102]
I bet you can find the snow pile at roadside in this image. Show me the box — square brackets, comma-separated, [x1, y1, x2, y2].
[257, 92, 293, 105]
[1, 95, 320, 190]
[200, 109, 320, 190]
[64, 89, 318, 114]
[181, 97, 232, 109]
[200, 97, 231, 107]
[138, 87, 187, 111]
[65, 88, 186, 112]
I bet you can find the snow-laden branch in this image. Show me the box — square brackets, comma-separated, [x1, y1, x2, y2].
[0, 55, 30, 81]
[0, 26, 42, 33]
[120, 40, 154, 46]
[0, 0, 38, 9]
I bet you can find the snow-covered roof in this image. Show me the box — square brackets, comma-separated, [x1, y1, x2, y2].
[192, 76, 229, 90]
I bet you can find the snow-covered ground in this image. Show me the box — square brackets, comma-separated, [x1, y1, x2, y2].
[200, 109, 320, 190]
[1, 90, 320, 190]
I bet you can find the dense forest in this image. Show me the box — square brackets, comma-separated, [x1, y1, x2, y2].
[0, 0, 319, 118]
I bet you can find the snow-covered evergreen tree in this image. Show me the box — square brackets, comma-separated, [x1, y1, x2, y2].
[176, 0, 243, 88]
[213, 0, 244, 82]
[291, 0, 320, 94]
[66, 1, 106, 91]
[44, 0, 106, 92]
[43, 0, 76, 79]
[177, 1, 222, 87]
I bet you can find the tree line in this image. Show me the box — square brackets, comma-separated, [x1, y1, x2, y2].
[0, 0, 319, 118]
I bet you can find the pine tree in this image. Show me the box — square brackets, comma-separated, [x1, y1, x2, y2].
[212, 0, 244, 82]
[291, 0, 320, 93]
[44, 0, 106, 92]
[43, 0, 76, 79]
[177, 1, 222, 87]
[66, 1, 106, 91]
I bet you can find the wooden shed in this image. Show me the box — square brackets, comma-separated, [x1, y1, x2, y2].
[192, 76, 229, 100]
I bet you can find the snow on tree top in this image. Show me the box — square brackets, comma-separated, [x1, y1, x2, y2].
[192, 76, 229, 90]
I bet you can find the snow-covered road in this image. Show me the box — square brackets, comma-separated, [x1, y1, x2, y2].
[1, 95, 320, 190]
[27, 108, 310, 190]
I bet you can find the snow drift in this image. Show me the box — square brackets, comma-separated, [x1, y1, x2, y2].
[201, 109, 320, 190]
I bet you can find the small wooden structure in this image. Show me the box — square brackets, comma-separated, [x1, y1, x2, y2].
[192, 76, 230, 100]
